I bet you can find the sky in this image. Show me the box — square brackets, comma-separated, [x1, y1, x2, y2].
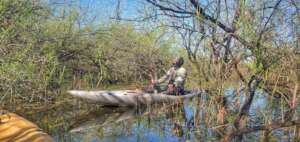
[78, 0, 142, 24]
[46, 0, 298, 44]
[46, 0, 142, 26]
[79, 0, 140, 17]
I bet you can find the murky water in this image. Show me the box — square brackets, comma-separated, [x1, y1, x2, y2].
[8, 89, 300, 142]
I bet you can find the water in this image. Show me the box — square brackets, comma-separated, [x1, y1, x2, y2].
[8, 89, 300, 142]
[54, 101, 211, 142]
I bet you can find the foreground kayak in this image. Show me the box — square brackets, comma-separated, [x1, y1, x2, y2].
[67, 90, 203, 106]
[0, 113, 53, 142]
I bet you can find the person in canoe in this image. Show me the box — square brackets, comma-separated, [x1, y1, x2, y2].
[145, 57, 187, 95]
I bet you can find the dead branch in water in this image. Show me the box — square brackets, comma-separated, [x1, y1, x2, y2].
[222, 119, 300, 142]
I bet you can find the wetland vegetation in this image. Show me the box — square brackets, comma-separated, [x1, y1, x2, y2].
[0, 0, 299, 141]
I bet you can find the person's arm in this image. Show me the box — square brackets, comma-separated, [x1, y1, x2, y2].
[156, 68, 173, 84]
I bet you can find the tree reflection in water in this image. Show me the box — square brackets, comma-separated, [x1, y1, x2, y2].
[10, 90, 299, 142]
[64, 91, 298, 141]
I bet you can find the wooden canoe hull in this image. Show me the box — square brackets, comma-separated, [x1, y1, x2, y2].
[67, 90, 202, 106]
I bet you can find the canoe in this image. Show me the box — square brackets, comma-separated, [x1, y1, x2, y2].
[0, 113, 53, 142]
[67, 90, 203, 106]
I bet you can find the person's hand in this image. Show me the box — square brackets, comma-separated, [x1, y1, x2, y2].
[151, 77, 157, 84]
[149, 74, 155, 84]
[152, 80, 159, 85]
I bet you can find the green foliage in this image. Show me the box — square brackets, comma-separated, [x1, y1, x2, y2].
[0, 0, 173, 103]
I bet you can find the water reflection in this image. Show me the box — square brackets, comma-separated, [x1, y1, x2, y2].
[68, 103, 192, 142]
[62, 92, 256, 142]
[5, 89, 298, 142]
